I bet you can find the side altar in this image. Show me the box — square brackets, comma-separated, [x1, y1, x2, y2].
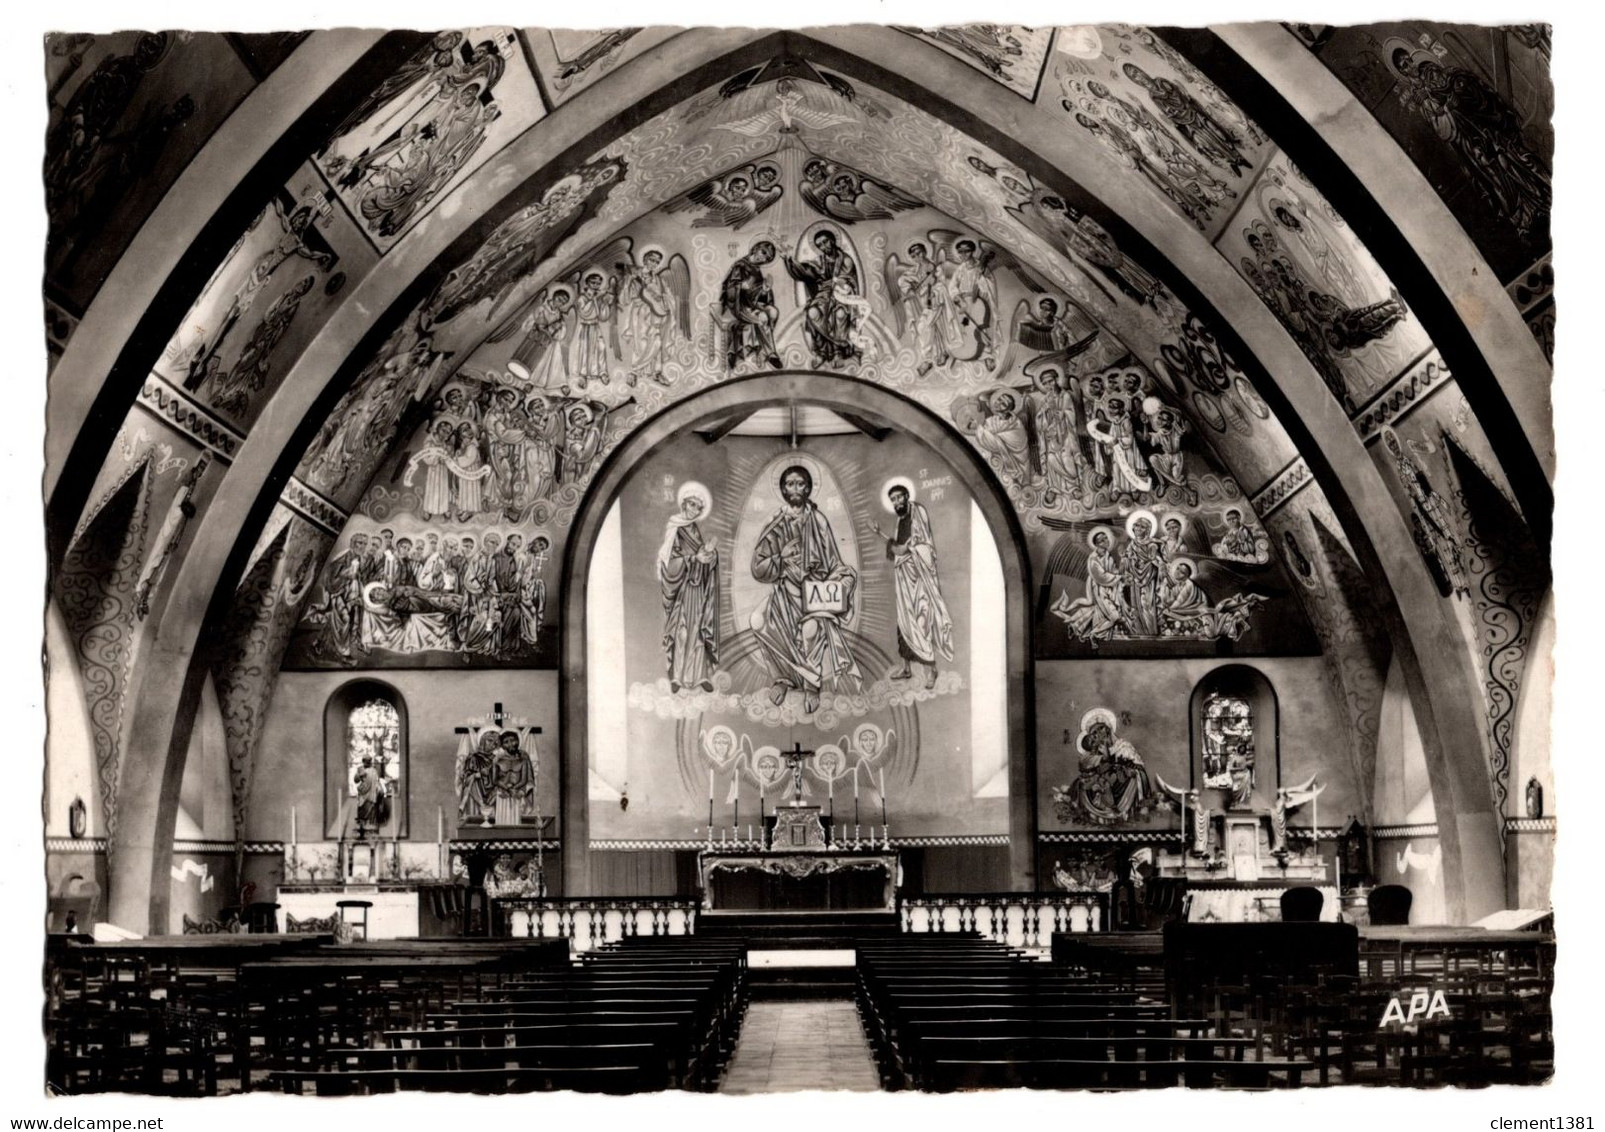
[698, 743, 898, 912]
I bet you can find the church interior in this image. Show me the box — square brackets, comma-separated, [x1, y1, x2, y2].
[38, 21, 1559, 1097]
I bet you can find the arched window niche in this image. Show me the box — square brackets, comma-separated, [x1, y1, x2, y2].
[323, 679, 409, 838]
[1189, 665, 1279, 812]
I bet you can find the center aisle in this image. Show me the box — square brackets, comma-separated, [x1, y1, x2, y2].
[719, 998, 882, 1093]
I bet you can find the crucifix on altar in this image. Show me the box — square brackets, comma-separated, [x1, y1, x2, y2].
[781, 741, 813, 807]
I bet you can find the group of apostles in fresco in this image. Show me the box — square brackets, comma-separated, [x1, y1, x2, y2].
[402, 377, 623, 524]
[309, 526, 549, 661]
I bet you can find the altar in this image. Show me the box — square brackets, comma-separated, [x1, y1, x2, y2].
[698, 747, 900, 911]
[698, 849, 900, 911]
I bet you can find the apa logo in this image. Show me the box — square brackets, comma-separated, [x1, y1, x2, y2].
[1379, 989, 1451, 1027]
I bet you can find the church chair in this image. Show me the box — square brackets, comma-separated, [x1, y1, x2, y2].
[1279, 885, 1325, 923]
[1366, 884, 1413, 926]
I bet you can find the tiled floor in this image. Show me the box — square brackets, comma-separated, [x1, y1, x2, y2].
[719, 998, 882, 1093]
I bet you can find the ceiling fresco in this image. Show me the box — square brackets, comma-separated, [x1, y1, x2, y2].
[898, 25, 1056, 99]
[280, 62, 1336, 669]
[1046, 25, 1274, 237]
[524, 28, 680, 106]
[311, 28, 546, 250]
[1290, 21, 1552, 284]
[45, 32, 265, 318]
[41, 27, 1554, 871]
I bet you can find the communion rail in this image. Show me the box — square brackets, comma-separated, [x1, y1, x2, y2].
[900, 892, 1107, 947]
[494, 898, 698, 951]
[492, 892, 1104, 951]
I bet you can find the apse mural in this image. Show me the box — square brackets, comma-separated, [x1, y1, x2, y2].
[279, 57, 1329, 675]
[592, 431, 1006, 842]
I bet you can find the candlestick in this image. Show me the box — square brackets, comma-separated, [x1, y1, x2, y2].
[734, 798, 739, 835]
[853, 764, 859, 798]
[436, 806, 443, 844]
[709, 767, 715, 803]
[290, 806, 297, 848]
[880, 770, 887, 829]
[748, 824, 753, 844]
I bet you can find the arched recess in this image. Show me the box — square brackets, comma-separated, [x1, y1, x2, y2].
[322, 678, 409, 839]
[1188, 665, 1280, 807]
[560, 372, 1035, 894]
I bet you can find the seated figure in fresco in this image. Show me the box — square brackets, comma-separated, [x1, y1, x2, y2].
[750, 465, 861, 714]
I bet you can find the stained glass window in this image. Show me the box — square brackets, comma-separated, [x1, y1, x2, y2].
[347, 698, 401, 800]
[1202, 695, 1254, 794]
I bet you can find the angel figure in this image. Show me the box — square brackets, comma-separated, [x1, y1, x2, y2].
[701, 725, 750, 776]
[500, 287, 573, 389]
[1269, 774, 1325, 856]
[995, 295, 1106, 382]
[844, 723, 896, 770]
[798, 155, 921, 224]
[881, 241, 949, 363]
[617, 247, 691, 386]
[1156, 775, 1212, 857]
[666, 160, 783, 229]
[715, 77, 858, 137]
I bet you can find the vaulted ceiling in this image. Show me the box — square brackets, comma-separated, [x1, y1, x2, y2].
[43, 25, 1553, 928]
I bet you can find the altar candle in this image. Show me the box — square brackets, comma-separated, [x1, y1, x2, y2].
[880, 770, 887, 826]
[709, 767, 715, 802]
[436, 806, 443, 844]
[748, 824, 753, 843]
[290, 806, 297, 847]
[734, 799, 739, 835]
[853, 764, 859, 798]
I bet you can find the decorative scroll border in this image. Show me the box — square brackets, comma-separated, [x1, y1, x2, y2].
[1353, 354, 1452, 441]
[136, 375, 243, 462]
[450, 839, 562, 852]
[1506, 254, 1555, 314]
[280, 477, 349, 538]
[1250, 459, 1313, 519]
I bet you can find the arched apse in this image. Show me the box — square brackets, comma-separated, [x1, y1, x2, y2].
[560, 372, 1035, 893]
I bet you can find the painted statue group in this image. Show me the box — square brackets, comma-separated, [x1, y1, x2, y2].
[456, 727, 539, 825]
[403, 378, 620, 523]
[311, 527, 548, 661]
[660, 467, 953, 715]
[1052, 509, 1268, 643]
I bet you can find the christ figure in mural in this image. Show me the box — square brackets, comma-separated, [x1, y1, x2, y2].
[750, 465, 862, 714]
[872, 483, 954, 688]
[660, 482, 720, 693]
